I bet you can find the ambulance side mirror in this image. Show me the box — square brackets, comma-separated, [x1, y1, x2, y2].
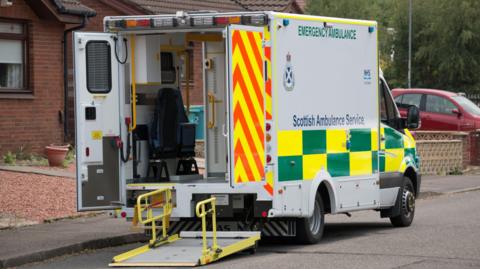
[406, 105, 420, 129]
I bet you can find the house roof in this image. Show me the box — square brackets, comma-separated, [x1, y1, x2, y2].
[122, 0, 246, 14]
[117, 0, 304, 14]
[51, 0, 96, 17]
[237, 0, 303, 13]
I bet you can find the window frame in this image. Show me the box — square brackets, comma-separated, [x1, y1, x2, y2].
[0, 18, 29, 94]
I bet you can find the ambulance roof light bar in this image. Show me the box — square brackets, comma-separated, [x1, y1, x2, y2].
[105, 13, 268, 31]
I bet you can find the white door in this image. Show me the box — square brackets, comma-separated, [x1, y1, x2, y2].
[74, 32, 122, 211]
[204, 41, 228, 178]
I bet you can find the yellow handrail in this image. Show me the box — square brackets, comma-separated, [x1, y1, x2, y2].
[195, 197, 219, 256]
[136, 188, 172, 247]
[129, 34, 137, 132]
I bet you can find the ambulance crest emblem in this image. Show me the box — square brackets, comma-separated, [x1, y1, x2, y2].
[283, 52, 295, 91]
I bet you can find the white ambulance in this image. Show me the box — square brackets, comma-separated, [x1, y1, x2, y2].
[74, 11, 421, 266]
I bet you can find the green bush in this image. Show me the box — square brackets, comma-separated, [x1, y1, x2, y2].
[3, 151, 16, 165]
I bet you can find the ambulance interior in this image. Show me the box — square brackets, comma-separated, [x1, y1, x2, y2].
[121, 31, 229, 184]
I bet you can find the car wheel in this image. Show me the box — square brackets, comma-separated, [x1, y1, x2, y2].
[296, 192, 324, 244]
[390, 177, 416, 227]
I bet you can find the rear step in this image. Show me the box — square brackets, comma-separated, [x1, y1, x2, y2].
[109, 188, 260, 267]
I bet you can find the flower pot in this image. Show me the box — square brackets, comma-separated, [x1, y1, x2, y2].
[45, 146, 69, 167]
[49, 144, 70, 150]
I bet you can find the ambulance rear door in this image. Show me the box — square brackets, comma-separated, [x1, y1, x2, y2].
[74, 32, 122, 211]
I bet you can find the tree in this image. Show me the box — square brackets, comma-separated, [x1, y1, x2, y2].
[305, 0, 395, 71]
[306, 0, 480, 94]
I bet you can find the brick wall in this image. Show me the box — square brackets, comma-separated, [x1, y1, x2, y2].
[183, 41, 204, 106]
[414, 131, 472, 175]
[469, 131, 480, 166]
[0, 0, 65, 156]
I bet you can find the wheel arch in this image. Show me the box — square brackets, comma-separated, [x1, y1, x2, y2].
[308, 171, 337, 216]
[404, 166, 419, 197]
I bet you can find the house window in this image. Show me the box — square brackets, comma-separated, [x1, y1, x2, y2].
[161, 52, 176, 84]
[0, 20, 28, 93]
[180, 51, 194, 83]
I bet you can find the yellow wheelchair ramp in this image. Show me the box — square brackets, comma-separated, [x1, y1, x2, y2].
[109, 190, 260, 267]
[109, 231, 260, 267]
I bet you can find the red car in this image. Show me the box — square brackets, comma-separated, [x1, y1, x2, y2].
[392, 88, 480, 131]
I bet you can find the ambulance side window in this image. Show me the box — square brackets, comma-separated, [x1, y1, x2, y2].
[86, 41, 112, 93]
[380, 80, 398, 128]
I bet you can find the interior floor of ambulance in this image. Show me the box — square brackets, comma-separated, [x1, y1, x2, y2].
[125, 33, 228, 185]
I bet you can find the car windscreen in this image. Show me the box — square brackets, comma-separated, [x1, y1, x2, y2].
[452, 96, 480, 116]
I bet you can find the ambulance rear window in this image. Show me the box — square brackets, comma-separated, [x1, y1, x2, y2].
[86, 41, 112, 93]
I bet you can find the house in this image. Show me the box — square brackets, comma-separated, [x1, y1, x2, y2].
[0, 0, 304, 157]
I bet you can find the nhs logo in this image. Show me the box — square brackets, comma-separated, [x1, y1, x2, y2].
[363, 69, 372, 84]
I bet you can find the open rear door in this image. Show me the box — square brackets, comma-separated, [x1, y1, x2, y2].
[227, 25, 266, 186]
[74, 32, 122, 211]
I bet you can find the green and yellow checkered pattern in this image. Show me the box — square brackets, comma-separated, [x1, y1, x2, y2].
[277, 126, 417, 181]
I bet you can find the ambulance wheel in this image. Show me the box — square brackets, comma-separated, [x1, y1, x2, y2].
[296, 193, 324, 244]
[390, 177, 415, 227]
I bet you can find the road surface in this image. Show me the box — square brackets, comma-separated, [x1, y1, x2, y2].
[20, 190, 480, 269]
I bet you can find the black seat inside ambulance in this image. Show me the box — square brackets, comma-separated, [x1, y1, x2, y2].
[148, 88, 198, 181]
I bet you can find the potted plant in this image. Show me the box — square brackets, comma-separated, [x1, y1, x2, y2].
[45, 144, 70, 167]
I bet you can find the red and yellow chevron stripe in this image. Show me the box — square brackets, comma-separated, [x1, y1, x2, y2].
[232, 29, 265, 184]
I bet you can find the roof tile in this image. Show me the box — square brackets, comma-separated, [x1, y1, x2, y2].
[125, 0, 245, 14]
[52, 0, 96, 16]
[237, 0, 301, 12]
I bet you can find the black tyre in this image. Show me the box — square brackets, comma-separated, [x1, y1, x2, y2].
[390, 177, 416, 227]
[296, 192, 324, 244]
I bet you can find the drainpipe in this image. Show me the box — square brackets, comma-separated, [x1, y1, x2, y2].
[63, 16, 87, 141]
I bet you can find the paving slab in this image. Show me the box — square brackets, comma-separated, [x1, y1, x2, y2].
[0, 166, 75, 179]
[421, 175, 480, 194]
[0, 215, 146, 268]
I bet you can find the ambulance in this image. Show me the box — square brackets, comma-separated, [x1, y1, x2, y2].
[74, 11, 421, 266]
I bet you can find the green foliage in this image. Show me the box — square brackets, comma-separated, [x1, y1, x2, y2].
[1, 146, 49, 166]
[3, 151, 16, 165]
[305, 0, 480, 94]
[14, 145, 33, 161]
[448, 167, 463, 175]
[62, 148, 75, 168]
